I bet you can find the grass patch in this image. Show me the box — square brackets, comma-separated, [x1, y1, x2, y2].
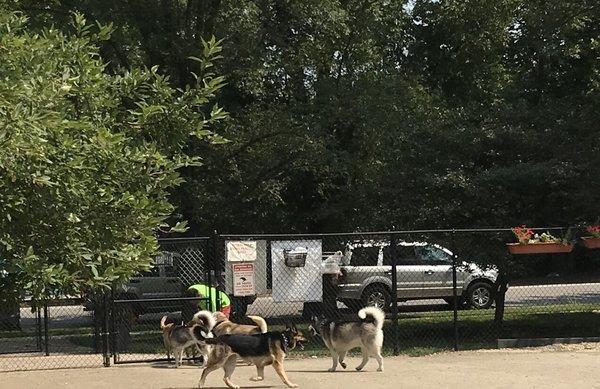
[4, 303, 600, 359]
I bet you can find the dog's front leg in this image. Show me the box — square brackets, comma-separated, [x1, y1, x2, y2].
[198, 364, 220, 388]
[339, 351, 348, 369]
[222, 355, 240, 389]
[328, 350, 339, 372]
[273, 359, 298, 388]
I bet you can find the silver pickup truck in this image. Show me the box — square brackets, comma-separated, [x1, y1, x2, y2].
[335, 241, 498, 310]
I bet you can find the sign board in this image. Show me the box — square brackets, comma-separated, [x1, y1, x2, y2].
[227, 241, 257, 262]
[232, 263, 255, 296]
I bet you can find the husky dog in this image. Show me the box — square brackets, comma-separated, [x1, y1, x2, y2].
[309, 306, 385, 372]
[159, 310, 216, 367]
[197, 324, 307, 389]
[211, 311, 268, 336]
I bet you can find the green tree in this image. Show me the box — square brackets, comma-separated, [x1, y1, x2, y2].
[0, 12, 227, 302]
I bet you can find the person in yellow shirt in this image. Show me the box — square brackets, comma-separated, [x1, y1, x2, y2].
[182, 283, 231, 323]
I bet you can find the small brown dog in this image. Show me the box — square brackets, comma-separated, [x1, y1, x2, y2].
[211, 311, 268, 336]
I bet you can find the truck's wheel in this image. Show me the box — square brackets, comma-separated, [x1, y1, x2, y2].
[466, 281, 494, 309]
[361, 285, 391, 311]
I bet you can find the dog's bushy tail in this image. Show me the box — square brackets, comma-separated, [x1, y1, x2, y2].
[160, 315, 169, 330]
[192, 310, 216, 332]
[358, 306, 385, 330]
[247, 315, 268, 333]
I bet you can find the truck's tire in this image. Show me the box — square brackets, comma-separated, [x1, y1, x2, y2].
[361, 284, 391, 311]
[466, 281, 494, 309]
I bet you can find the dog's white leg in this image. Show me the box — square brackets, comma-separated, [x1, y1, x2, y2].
[355, 348, 369, 371]
[338, 350, 347, 369]
[250, 364, 265, 381]
[374, 350, 384, 372]
[328, 350, 339, 372]
[176, 348, 184, 368]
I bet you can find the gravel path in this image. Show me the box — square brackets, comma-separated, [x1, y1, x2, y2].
[3, 345, 600, 389]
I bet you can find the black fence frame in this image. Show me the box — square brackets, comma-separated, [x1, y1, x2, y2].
[2, 226, 599, 372]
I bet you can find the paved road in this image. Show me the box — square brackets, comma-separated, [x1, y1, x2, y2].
[250, 282, 600, 317]
[14, 282, 600, 329]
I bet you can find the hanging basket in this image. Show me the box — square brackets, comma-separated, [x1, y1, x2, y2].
[506, 242, 574, 255]
[283, 247, 308, 267]
[581, 237, 600, 249]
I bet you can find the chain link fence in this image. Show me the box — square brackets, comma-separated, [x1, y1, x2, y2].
[1, 229, 599, 371]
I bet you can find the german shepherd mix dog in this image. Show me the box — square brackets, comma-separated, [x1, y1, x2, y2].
[309, 306, 385, 372]
[159, 311, 216, 367]
[211, 311, 268, 336]
[198, 324, 307, 389]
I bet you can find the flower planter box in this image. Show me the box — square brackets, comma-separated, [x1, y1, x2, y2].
[582, 237, 600, 249]
[507, 242, 574, 255]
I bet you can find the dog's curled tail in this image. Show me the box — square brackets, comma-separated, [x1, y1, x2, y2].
[247, 315, 268, 333]
[193, 310, 217, 332]
[160, 315, 169, 330]
[358, 306, 385, 330]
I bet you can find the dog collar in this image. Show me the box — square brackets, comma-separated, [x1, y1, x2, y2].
[281, 333, 290, 352]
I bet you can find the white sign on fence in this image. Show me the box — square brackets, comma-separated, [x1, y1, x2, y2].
[226, 241, 257, 262]
[232, 263, 256, 296]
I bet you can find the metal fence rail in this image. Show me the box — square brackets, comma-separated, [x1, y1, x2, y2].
[1, 228, 599, 371]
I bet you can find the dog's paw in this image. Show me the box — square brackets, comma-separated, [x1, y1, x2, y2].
[377, 368, 384, 372]
[328, 367, 336, 372]
[287, 384, 299, 388]
[250, 376, 264, 381]
[355, 367, 363, 371]
[340, 362, 347, 369]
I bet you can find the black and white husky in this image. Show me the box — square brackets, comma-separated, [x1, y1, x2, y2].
[309, 306, 385, 372]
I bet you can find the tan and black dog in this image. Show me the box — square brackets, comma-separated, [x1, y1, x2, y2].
[159, 310, 215, 367]
[198, 324, 307, 389]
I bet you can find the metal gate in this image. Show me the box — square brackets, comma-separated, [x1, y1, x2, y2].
[111, 237, 218, 364]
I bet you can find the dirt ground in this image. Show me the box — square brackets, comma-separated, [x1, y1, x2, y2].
[3, 346, 600, 389]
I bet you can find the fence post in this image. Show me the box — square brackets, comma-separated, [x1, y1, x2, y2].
[213, 231, 224, 311]
[390, 233, 399, 356]
[43, 300, 49, 356]
[451, 230, 459, 351]
[36, 307, 42, 352]
[102, 293, 110, 367]
[110, 290, 118, 365]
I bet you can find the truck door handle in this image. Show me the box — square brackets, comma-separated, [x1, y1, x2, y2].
[424, 270, 434, 275]
[167, 279, 179, 284]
